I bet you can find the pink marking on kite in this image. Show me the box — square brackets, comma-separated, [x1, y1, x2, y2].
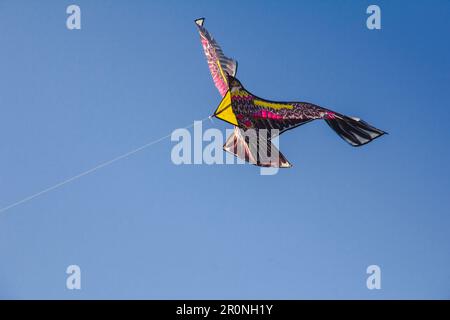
[253, 110, 283, 120]
[326, 112, 336, 119]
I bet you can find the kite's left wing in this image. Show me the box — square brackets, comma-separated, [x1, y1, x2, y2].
[195, 18, 237, 97]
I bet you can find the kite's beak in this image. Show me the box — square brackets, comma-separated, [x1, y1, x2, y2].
[212, 91, 238, 126]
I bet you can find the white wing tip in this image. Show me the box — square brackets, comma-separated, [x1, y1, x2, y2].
[195, 18, 205, 27]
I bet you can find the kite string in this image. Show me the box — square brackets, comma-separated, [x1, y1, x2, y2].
[0, 117, 210, 214]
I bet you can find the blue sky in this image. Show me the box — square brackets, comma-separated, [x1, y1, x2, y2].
[0, 0, 449, 299]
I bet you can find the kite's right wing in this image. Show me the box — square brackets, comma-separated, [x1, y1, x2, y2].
[195, 18, 237, 97]
[223, 127, 292, 168]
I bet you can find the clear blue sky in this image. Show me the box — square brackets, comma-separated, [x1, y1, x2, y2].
[0, 0, 449, 299]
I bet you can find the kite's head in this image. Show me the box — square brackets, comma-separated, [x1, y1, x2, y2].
[211, 75, 250, 127]
[227, 75, 244, 93]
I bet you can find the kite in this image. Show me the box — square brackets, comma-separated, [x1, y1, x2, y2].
[195, 18, 386, 168]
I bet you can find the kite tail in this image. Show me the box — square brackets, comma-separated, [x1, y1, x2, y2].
[324, 113, 386, 147]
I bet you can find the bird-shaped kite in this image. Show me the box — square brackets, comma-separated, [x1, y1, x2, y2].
[195, 18, 386, 168]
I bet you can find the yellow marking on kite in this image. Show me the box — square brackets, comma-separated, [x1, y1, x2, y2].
[254, 99, 294, 110]
[216, 60, 228, 84]
[214, 91, 238, 126]
[237, 91, 249, 98]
